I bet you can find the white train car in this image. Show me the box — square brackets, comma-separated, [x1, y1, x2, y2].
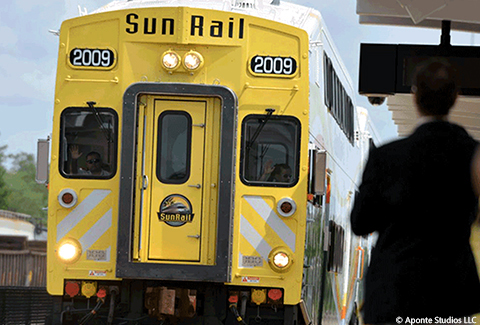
[302, 11, 377, 324]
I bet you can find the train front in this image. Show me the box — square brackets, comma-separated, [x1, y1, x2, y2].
[46, 1, 310, 323]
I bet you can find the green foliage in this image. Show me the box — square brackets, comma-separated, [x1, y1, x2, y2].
[0, 145, 10, 210]
[3, 152, 48, 226]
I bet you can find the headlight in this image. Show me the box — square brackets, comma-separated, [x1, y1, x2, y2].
[162, 50, 181, 70]
[183, 51, 203, 70]
[57, 239, 82, 263]
[273, 252, 290, 268]
[268, 248, 293, 272]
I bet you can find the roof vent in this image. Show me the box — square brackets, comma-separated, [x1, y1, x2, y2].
[233, 0, 256, 9]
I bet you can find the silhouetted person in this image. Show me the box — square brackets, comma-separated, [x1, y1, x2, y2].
[351, 59, 480, 323]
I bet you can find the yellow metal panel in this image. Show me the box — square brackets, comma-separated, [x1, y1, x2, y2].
[147, 100, 206, 261]
[47, 187, 118, 295]
[229, 16, 310, 306]
[201, 97, 222, 265]
[133, 97, 148, 261]
[131, 96, 221, 266]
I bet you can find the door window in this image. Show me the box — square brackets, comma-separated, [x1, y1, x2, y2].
[156, 111, 192, 184]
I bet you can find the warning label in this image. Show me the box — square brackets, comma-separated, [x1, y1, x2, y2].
[241, 276, 260, 283]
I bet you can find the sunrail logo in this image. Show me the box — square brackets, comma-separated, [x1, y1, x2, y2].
[125, 13, 245, 39]
[157, 194, 194, 227]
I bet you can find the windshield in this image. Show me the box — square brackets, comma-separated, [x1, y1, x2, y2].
[59, 107, 118, 179]
[241, 115, 300, 187]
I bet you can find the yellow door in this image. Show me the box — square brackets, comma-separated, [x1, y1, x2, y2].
[147, 99, 206, 261]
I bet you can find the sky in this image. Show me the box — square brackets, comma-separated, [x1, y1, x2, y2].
[1, 0, 479, 158]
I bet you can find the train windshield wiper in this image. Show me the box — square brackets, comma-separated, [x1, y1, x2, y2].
[247, 108, 275, 149]
[87, 101, 113, 144]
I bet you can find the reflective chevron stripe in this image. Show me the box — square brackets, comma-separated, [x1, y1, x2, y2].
[57, 189, 111, 242]
[244, 196, 296, 252]
[240, 215, 272, 263]
[78, 208, 112, 251]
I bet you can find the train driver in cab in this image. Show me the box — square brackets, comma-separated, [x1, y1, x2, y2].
[259, 160, 292, 183]
[69, 145, 110, 176]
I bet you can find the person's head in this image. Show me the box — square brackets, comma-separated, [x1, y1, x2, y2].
[86, 151, 102, 174]
[269, 164, 292, 182]
[412, 59, 459, 117]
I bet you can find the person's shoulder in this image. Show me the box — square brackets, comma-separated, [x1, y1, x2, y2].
[363, 138, 408, 168]
[418, 121, 474, 139]
[372, 137, 409, 155]
[449, 122, 477, 141]
[436, 121, 478, 148]
[100, 169, 111, 176]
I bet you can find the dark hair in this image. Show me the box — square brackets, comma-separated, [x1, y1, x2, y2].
[86, 151, 101, 160]
[412, 59, 458, 116]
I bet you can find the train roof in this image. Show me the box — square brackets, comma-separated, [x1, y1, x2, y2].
[357, 0, 480, 33]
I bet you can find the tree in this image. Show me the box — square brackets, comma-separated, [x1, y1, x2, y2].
[5, 152, 48, 225]
[0, 145, 11, 210]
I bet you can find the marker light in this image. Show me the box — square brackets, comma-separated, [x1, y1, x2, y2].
[276, 197, 296, 217]
[62, 192, 74, 204]
[183, 51, 203, 70]
[162, 51, 181, 70]
[58, 189, 77, 208]
[57, 239, 82, 263]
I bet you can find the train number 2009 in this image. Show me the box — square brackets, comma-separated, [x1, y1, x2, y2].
[250, 55, 297, 76]
[69, 48, 115, 68]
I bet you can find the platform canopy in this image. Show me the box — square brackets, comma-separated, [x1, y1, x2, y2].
[356, 0, 480, 140]
[357, 0, 480, 32]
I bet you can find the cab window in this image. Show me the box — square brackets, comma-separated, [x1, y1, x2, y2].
[241, 114, 300, 187]
[59, 107, 118, 179]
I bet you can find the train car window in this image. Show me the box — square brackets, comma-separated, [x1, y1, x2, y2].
[328, 58, 334, 108]
[156, 111, 191, 184]
[59, 107, 118, 179]
[327, 220, 345, 274]
[241, 115, 301, 187]
[324, 52, 355, 145]
[324, 53, 330, 109]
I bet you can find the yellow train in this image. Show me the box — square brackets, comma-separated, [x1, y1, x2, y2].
[36, 0, 375, 323]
